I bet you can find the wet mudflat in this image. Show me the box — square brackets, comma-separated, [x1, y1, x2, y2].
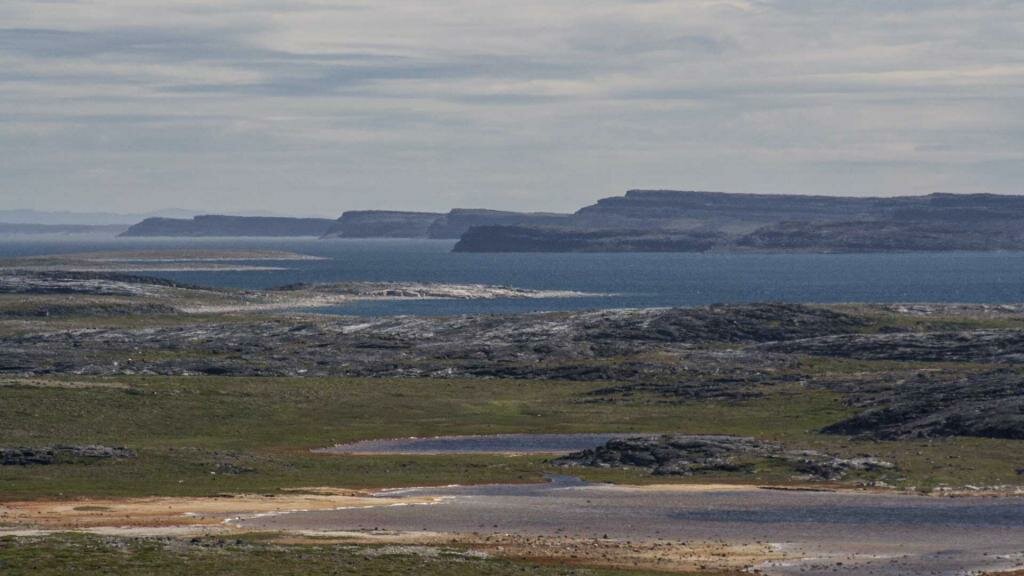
[316, 433, 638, 454]
[237, 476, 1024, 576]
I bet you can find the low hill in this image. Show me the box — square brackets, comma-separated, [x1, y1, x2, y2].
[119, 215, 335, 237]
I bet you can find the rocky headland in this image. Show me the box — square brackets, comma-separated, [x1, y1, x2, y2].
[454, 190, 1024, 252]
[119, 215, 335, 237]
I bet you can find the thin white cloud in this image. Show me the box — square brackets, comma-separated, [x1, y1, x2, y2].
[0, 0, 1022, 214]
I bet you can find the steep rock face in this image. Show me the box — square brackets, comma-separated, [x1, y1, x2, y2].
[120, 216, 334, 237]
[427, 209, 572, 239]
[574, 190, 1024, 230]
[573, 189, 895, 231]
[321, 211, 443, 238]
[455, 190, 1024, 252]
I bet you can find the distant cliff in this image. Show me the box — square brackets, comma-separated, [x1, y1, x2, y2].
[455, 191, 1024, 253]
[427, 209, 572, 239]
[738, 218, 1024, 252]
[118, 190, 1024, 250]
[120, 215, 335, 237]
[320, 211, 443, 238]
[574, 189, 914, 233]
[454, 226, 729, 252]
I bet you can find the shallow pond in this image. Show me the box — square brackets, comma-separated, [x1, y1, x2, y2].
[315, 433, 639, 455]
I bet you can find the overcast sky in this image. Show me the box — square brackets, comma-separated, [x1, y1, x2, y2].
[2, 1, 1022, 216]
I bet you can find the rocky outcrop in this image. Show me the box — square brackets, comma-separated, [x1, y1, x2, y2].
[553, 435, 894, 480]
[761, 330, 1024, 363]
[565, 303, 868, 344]
[6, 270, 1024, 445]
[321, 211, 443, 238]
[0, 302, 867, 379]
[120, 216, 334, 237]
[0, 271, 201, 295]
[822, 370, 1024, 440]
[427, 209, 571, 239]
[1, 445, 137, 465]
[0, 447, 55, 465]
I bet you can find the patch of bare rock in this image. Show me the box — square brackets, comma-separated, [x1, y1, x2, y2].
[0, 445, 137, 466]
[553, 435, 894, 480]
[822, 370, 1024, 440]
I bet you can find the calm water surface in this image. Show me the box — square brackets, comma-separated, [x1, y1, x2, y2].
[317, 433, 638, 454]
[3, 236, 1024, 315]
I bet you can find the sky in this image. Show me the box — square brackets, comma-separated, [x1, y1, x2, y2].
[1, 1, 1023, 216]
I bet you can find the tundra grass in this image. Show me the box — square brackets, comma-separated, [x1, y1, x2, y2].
[0, 376, 1021, 498]
[0, 533, 717, 576]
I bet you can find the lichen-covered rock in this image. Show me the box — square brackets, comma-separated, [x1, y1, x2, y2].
[552, 435, 894, 481]
[0, 447, 55, 466]
[822, 370, 1024, 440]
[0, 302, 865, 380]
[0, 445, 136, 465]
[762, 330, 1024, 363]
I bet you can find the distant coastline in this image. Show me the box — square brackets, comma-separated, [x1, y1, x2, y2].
[19, 189, 1024, 253]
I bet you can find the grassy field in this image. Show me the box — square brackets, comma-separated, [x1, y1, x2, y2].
[0, 533, 722, 576]
[2, 375, 1022, 499]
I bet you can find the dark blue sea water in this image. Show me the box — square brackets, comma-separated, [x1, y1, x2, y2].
[3, 235, 1024, 315]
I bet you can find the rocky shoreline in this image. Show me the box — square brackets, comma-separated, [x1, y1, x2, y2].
[2, 270, 1023, 444]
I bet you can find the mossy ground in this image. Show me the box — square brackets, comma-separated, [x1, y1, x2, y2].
[0, 533, 725, 576]
[2, 375, 1021, 499]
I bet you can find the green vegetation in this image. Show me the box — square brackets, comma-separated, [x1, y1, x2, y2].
[0, 534, 709, 576]
[840, 304, 1024, 333]
[2, 375, 1021, 499]
[0, 306, 251, 337]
